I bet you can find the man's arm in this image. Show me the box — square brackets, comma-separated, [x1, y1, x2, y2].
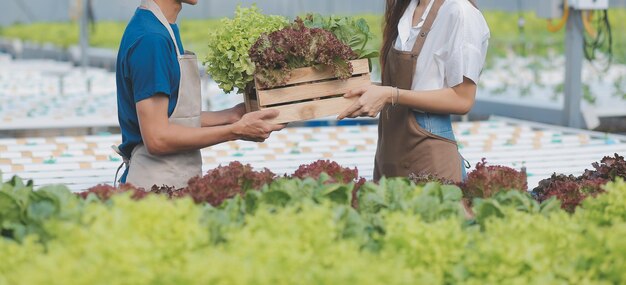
[200, 103, 246, 127]
[137, 94, 284, 156]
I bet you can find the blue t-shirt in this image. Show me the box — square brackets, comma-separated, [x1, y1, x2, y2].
[116, 8, 184, 160]
[116, 9, 184, 182]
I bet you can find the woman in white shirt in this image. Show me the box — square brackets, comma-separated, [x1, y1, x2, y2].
[338, 0, 490, 182]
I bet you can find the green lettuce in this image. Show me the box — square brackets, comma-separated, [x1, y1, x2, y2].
[203, 6, 288, 93]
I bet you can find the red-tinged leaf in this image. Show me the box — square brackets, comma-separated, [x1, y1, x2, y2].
[461, 158, 528, 201]
[77, 184, 147, 201]
[249, 17, 356, 89]
[185, 162, 276, 206]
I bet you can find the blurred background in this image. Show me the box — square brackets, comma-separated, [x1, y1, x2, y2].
[1, 0, 625, 132]
[3, 0, 626, 23]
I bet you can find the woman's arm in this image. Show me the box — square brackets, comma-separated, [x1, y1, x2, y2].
[337, 77, 477, 119]
[137, 94, 284, 156]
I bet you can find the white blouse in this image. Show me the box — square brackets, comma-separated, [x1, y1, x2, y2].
[393, 0, 490, 91]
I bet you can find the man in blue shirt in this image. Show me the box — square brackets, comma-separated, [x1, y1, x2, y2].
[115, 0, 284, 189]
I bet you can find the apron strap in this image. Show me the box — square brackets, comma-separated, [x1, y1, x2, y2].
[140, 0, 183, 58]
[468, 0, 478, 9]
[114, 162, 125, 188]
[460, 153, 471, 169]
[111, 145, 129, 188]
[410, 0, 445, 56]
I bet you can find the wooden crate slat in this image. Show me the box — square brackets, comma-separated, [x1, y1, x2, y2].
[257, 74, 370, 107]
[246, 58, 372, 123]
[261, 96, 358, 124]
[273, 59, 370, 87]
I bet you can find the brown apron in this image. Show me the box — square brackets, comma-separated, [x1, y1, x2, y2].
[374, 0, 463, 183]
[113, 0, 202, 189]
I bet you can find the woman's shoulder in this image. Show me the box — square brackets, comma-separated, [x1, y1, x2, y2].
[438, 0, 490, 36]
[439, 0, 480, 17]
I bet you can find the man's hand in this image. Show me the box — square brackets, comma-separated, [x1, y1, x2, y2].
[232, 109, 286, 142]
[337, 85, 392, 120]
[137, 95, 284, 155]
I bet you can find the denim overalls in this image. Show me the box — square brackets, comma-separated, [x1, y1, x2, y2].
[414, 112, 468, 180]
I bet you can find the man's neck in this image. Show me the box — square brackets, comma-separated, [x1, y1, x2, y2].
[153, 0, 182, 24]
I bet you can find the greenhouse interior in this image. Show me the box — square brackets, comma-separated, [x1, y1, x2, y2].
[1, 0, 626, 284]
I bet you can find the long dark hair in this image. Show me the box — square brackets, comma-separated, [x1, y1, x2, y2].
[381, 0, 411, 73]
[380, 0, 478, 75]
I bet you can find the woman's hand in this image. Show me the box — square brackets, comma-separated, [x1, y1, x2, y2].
[337, 85, 392, 120]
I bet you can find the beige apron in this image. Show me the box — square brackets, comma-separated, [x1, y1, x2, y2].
[374, 0, 463, 183]
[115, 0, 202, 190]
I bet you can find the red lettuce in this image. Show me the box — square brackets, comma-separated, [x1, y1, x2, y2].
[409, 172, 455, 186]
[461, 158, 528, 200]
[531, 154, 625, 213]
[249, 17, 357, 89]
[532, 174, 607, 213]
[150, 185, 188, 199]
[185, 162, 276, 206]
[78, 184, 148, 201]
[581, 153, 626, 181]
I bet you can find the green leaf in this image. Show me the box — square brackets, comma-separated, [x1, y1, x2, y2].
[422, 182, 443, 199]
[0, 191, 22, 223]
[9, 176, 23, 188]
[33, 185, 78, 216]
[441, 185, 463, 202]
[319, 183, 351, 205]
[204, 5, 288, 94]
[301, 14, 377, 60]
[8, 175, 33, 189]
[244, 191, 261, 214]
[262, 189, 292, 207]
[357, 50, 380, 59]
[358, 188, 387, 214]
[539, 196, 562, 215]
[383, 179, 414, 211]
[355, 18, 370, 34]
[412, 195, 440, 220]
[491, 191, 540, 213]
[348, 37, 363, 47]
[3, 223, 27, 240]
[474, 200, 505, 226]
[26, 200, 57, 222]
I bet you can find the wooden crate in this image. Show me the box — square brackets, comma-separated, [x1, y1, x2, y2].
[244, 59, 371, 124]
